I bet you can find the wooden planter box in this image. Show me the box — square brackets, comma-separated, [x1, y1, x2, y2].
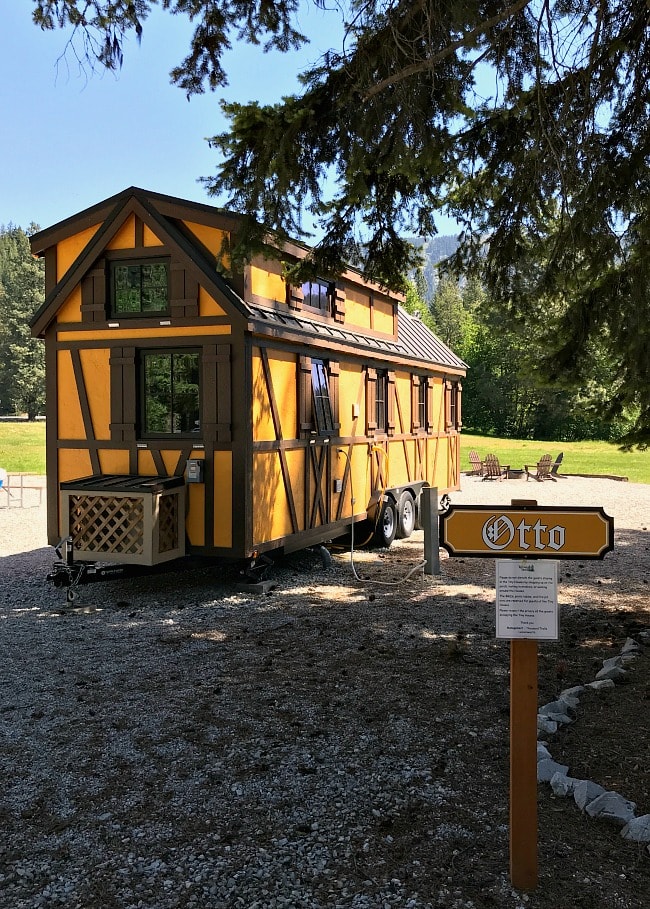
[60, 475, 185, 566]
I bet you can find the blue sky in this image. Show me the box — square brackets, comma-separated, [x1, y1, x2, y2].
[1, 2, 460, 236]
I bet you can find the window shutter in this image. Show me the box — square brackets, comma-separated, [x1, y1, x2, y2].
[287, 284, 304, 311]
[445, 380, 453, 430]
[109, 346, 136, 442]
[366, 368, 377, 436]
[170, 261, 199, 319]
[426, 378, 435, 434]
[411, 375, 421, 432]
[81, 260, 107, 323]
[332, 284, 346, 323]
[387, 371, 396, 436]
[203, 344, 232, 442]
[328, 360, 340, 430]
[299, 356, 313, 434]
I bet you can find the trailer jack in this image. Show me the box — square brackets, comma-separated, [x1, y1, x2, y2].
[48, 538, 87, 603]
[239, 552, 274, 584]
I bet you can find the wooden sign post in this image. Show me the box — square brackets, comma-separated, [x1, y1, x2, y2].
[509, 637, 539, 890]
[439, 496, 614, 893]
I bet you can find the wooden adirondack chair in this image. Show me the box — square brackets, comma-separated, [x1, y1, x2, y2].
[525, 453, 555, 481]
[482, 453, 509, 480]
[550, 452, 565, 477]
[468, 450, 484, 476]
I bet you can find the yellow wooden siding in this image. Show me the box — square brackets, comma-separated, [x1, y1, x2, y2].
[57, 325, 232, 343]
[373, 296, 395, 335]
[137, 449, 158, 475]
[58, 449, 93, 486]
[98, 449, 130, 474]
[387, 438, 408, 484]
[252, 348, 298, 442]
[338, 362, 365, 437]
[57, 287, 82, 324]
[350, 445, 371, 519]
[56, 350, 84, 439]
[143, 224, 164, 247]
[80, 349, 111, 439]
[344, 295, 372, 331]
[186, 484, 205, 547]
[56, 225, 101, 282]
[160, 450, 180, 476]
[199, 287, 226, 317]
[250, 262, 286, 303]
[213, 450, 233, 548]
[252, 352, 275, 442]
[252, 452, 291, 542]
[106, 214, 136, 250]
[182, 221, 230, 266]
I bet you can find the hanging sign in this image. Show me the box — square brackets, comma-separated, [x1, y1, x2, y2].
[440, 505, 613, 560]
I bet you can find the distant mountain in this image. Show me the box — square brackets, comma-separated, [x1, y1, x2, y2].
[407, 235, 460, 297]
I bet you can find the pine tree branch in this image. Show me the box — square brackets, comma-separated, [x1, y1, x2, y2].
[363, 0, 533, 100]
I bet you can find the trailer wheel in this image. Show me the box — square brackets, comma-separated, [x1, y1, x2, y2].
[396, 491, 416, 539]
[372, 498, 397, 548]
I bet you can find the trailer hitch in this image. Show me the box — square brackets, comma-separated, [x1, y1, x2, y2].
[48, 537, 88, 603]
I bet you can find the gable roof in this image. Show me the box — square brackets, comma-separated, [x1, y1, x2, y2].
[30, 188, 249, 337]
[29, 187, 466, 373]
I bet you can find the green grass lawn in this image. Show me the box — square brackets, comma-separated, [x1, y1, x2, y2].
[0, 422, 647, 484]
[462, 434, 649, 484]
[0, 421, 46, 474]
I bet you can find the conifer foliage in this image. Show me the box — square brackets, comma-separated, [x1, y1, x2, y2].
[31, 1, 650, 443]
[0, 226, 46, 418]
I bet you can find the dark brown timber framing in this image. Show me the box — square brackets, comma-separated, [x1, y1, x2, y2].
[30, 186, 466, 562]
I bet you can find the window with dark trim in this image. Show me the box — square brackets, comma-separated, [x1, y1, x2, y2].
[140, 350, 200, 437]
[311, 359, 335, 434]
[417, 377, 427, 431]
[301, 279, 333, 314]
[299, 356, 339, 437]
[445, 380, 462, 431]
[110, 259, 170, 316]
[375, 369, 388, 433]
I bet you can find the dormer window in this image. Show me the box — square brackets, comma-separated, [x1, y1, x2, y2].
[110, 259, 169, 316]
[301, 279, 333, 314]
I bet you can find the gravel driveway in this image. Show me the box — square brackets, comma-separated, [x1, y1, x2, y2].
[0, 474, 648, 909]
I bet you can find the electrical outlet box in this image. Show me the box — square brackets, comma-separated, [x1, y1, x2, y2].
[333, 478, 343, 494]
[186, 459, 205, 484]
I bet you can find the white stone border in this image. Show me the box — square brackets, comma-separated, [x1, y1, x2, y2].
[536, 631, 650, 844]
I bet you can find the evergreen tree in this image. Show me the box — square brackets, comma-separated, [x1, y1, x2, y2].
[0, 226, 45, 418]
[31, 1, 650, 443]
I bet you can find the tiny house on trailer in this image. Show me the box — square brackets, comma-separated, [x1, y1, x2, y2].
[30, 187, 466, 573]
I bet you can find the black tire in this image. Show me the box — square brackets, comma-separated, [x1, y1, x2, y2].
[396, 491, 416, 539]
[372, 498, 397, 548]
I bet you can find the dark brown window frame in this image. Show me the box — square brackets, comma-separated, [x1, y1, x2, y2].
[301, 278, 334, 315]
[311, 358, 335, 435]
[417, 377, 427, 431]
[299, 355, 340, 438]
[138, 347, 202, 440]
[375, 369, 388, 433]
[109, 257, 171, 318]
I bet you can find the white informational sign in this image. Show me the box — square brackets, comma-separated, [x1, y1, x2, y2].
[496, 560, 559, 640]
